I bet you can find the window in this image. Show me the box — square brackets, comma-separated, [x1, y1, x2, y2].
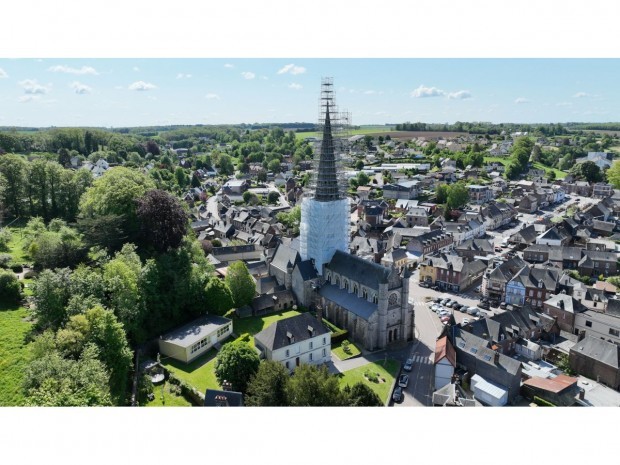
[285, 349, 290, 357]
[217, 324, 230, 338]
[309, 341, 313, 350]
[323, 337, 326, 345]
[285, 361, 289, 369]
[322, 348, 326, 357]
[470, 347, 478, 354]
[585, 320, 592, 328]
[309, 352, 313, 361]
[609, 328, 620, 337]
[296, 345, 300, 354]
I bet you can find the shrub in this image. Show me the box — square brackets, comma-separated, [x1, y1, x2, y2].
[0, 253, 12, 268]
[0, 269, 22, 302]
[10, 263, 23, 273]
[341, 340, 351, 354]
[533, 396, 556, 407]
[0, 228, 11, 252]
[364, 369, 379, 383]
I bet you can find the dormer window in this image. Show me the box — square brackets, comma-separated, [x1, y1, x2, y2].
[538, 281, 543, 288]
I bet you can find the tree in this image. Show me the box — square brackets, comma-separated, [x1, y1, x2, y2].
[343, 382, 383, 406]
[57, 148, 71, 168]
[32, 268, 73, 330]
[79, 167, 156, 242]
[547, 170, 556, 181]
[357, 172, 370, 186]
[0, 154, 27, 218]
[571, 160, 602, 183]
[607, 160, 620, 189]
[245, 360, 291, 406]
[268, 159, 281, 174]
[136, 189, 188, 252]
[145, 140, 160, 156]
[204, 278, 234, 316]
[267, 191, 280, 204]
[435, 184, 449, 204]
[243, 191, 253, 204]
[174, 166, 189, 188]
[447, 182, 469, 210]
[288, 364, 345, 406]
[214, 341, 260, 393]
[355, 160, 365, 170]
[0, 269, 21, 303]
[190, 173, 201, 188]
[225, 261, 256, 308]
[0, 228, 11, 252]
[218, 154, 234, 175]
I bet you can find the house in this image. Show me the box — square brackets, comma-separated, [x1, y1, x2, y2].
[158, 316, 233, 364]
[382, 180, 420, 200]
[569, 336, 620, 390]
[509, 224, 540, 247]
[481, 257, 527, 301]
[356, 185, 372, 201]
[399, 228, 454, 257]
[505, 265, 559, 308]
[405, 206, 429, 227]
[432, 381, 476, 407]
[574, 309, 620, 345]
[455, 238, 494, 261]
[468, 185, 493, 205]
[518, 195, 538, 213]
[438, 219, 486, 246]
[543, 293, 584, 333]
[253, 313, 331, 372]
[251, 290, 296, 316]
[380, 248, 410, 271]
[593, 183, 614, 199]
[535, 226, 571, 246]
[222, 179, 250, 195]
[521, 375, 581, 406]
[204, 389, 244, 407]
[577, 250, 618, 277]
[434, 335, 456, 391]
[481, 201, 516, 230]
[584, 152, 613, 170]
[419, 253, 487, 292]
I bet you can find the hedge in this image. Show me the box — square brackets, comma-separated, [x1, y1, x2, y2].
[331, 329, 349, 344]
[533, 396, 556, 407]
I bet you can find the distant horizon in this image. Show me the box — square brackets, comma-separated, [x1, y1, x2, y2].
[1, 58, 619, 127]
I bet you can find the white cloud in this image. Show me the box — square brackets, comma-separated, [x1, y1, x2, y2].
[573, 91, 592, 98]
[224, 63, 234, 69]
[19, 79, 50, 94]
[128, 81, 157, 91]
[18, 95, 40, 103]
[48, 65, 98, 75]
[447, 90, 472, 100]
[277, 64, 306, 75]
[364, 90, 376, 95]
[205, 93, 220, 100]
[70, 81, 92, 94]
[514, 97, 530, 104]
[176, 73, 192, 79]
[241, 71, 255, 80]
[410, 84, 445, 98]
[288, 83, 302, 90]
[0, 68, 8, 79]
[556, 101, 573, 107]
[133, 66, 140, 72]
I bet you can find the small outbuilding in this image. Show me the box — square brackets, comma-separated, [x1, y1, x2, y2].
[159, 315, 233, 364]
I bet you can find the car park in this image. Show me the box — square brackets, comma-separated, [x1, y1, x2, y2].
[398, 374, 409, 388]
[450, 302, 460, 309]
[440, 298, 450, 306]
[434, 297, 442, 303]
[478, 301, 490, 310]
[403, 359, 413, 372]
[392, 386, 403, 402]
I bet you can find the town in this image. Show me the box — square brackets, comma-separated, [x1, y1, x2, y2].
[2, 75, 620, 408]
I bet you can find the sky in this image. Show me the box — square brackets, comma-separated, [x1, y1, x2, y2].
[0, 59, 619, 128]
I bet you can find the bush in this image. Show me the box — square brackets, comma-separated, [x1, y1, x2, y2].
[364, 369, 379, 383]
[0, 269, 22, 302]
[0, 228, 11, 252]
[10, 263, 23, 273]
[0, 253, 12, 268]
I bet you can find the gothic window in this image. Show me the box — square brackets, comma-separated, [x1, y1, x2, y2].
[363, 289, 368, 300]
[353, 285, 358, 295]
[344, 280, 349, 291]
[372, 294, 378, 304]
[394, 328, 398, 341]
[335, 276, 340, 287]
[388, 293, 398, 306]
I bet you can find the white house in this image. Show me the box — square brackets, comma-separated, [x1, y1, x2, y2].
[158, 315, 233, 364]
[253, 313, 331, 371]
[434, 336, 456, 391]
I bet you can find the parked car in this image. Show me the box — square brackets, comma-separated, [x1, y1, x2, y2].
[439, 310, 450, 317]
[466, 307, 478, 315]
[398, 374, 409, 388]
[499, 302, 507, 310]
[419, 282, 429, 288]
[440, 315, 451, 323]
[392, 386, 403, 402]
[440, 298, 450, 306]
[450, 301, 460, 309]
[474, 285, 481, 293]
[478, 301, 490, 310]
[403, 359, 413, 372]
[489, 300, 499, 308]
[462, 318, 470, 325]
[434, 297, 442, 303]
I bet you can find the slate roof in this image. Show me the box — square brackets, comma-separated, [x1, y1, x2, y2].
[571, 335, 620, 369]
[511, 225, 538, 244]
[252, 290, 294, 312]
[510, 265, 559, 290]
[487, 257, 527, 283]
[294, 259, 318, 281]
[544, 294, 581, 314]
[318, 284, 377, 320]
[254, 313, 329, 351]
[270, 242, 300, 273]
[204, 389, 244, 407]
[457, 238, 494, 253]
[326, 249, 393, 288]
[606, 298, 620, 317]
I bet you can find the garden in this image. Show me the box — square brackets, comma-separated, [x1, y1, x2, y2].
[338, 359, 400, 405]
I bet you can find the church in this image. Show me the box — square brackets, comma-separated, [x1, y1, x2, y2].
[267, 80, 414, 351]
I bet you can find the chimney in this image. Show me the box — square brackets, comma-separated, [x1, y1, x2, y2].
[494, 351, 500, 364]
[579, 388, 585, 400]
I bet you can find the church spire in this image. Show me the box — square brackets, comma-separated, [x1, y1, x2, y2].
[314, 101, 340, 202]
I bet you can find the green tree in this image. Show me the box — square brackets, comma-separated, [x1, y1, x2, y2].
[343, 382, 383, 406]
[0, 154, 27, 218]
[435, 184, 449, 204]
[0, 269, 21, 302]
[357, 171, 370, 186]
[268, 159, 281, 174]
[606, 160, 620, 189]
[447, 182, 469, 209]
[570, 161, 602, 183]
[288, 364, 345, 406]
[355, 160, 365, 170]
[245, 360, 291, 406]
[218, 154, 234, 175]
[214, 341, 260, 393]
[225, 261, 256, 308]
[267, 191, 280, 204]
[32, 268, 73, 330]
[204, 278, 234, 316]
[79, 167, 156, 242]
[0, 228, 11, 252]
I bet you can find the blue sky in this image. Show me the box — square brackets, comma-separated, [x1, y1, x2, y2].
[0, 59, 618, 127]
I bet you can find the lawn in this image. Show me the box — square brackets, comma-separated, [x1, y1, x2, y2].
[532, 162, 567, 179]
[161, 348, 221, 394]
[338, 359, 400, 405]
[0, 303, 33, 406]
[5, 226, 30, 265]
[332, 341, 361, 361]
[145, 382, 192, 407]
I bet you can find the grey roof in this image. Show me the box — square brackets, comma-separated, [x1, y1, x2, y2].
[204, 389, 244, 407]
[607, 298, 620, 317]
[252, 290, 294, 312]
[571, 335, 620, 369]
[319, 284, 377, 320]
[161, 315, 232, 347]
[511, 225, 538, 244]
[270, 242, 301, 273]
[254, 313, 329, 351]
[294, 259, 318, 281]
[326, 249, 392, 288]
[457, 238, 494, 253]
[544, 294, 579, 314]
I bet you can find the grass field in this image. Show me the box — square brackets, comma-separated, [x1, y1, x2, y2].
[145, 383, 192, 407]
[483, 156, 568, 179]
[233, 309, 302, 339]
[338, 359, 400, 405]
[0, 303, 33, 406]
[5, 226, 30, 264]
[332, 341, 361, 361]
